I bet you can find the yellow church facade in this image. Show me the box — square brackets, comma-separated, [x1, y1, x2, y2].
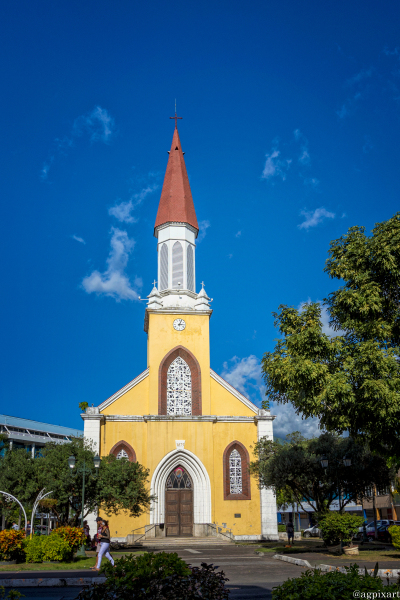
[82, 120, 278, 541]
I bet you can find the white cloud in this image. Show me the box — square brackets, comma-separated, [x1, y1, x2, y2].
[73, 106, 114, 143]
[336, 92, 362, 119]
[302, 177, 320, 188]
[298, 207, 335, 230]
[221, 354, 319, 438]
[221, 355, 265, 400]
[81, 227, 141, 301]
[197, 220, 211, 243]
[41, 106, 115, 180]
[270, 402, 320, 439]
[346, 68, 373, 86]
[235, 230, 242, 238]
[72, 235, 86, 245]
[109, 184, 159, 224]
[294, 129, 310, 165]
[261, 148, 292, 181]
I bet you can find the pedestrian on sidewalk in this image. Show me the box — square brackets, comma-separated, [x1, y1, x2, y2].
[92, 518, 114, 571]
[286, 520, 294, 546]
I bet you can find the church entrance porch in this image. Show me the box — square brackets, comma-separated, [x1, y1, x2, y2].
[165, 466, 193, 537]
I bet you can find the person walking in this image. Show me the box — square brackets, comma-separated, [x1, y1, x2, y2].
[286, 520, 294, 546]
[92, 518, 114, 571]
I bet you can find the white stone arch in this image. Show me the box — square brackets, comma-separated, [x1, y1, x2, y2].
[150, 448, 212, 525]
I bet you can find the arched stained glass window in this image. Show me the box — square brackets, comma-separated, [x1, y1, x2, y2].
[187, 245, 194, 291]
[160, 243, 168, 290]
[172, 241, 183, 288]
[229, 449, 242, 494]
[165, 466, 192, 489]
[116, 449, 129, 460]
[167, 356, 192, 415]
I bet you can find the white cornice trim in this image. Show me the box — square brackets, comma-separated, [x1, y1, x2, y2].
[154, 222, 198, 238]
[102, 414, 261, 423]
[210, 370, 259, 414]
[98, 369, 149, 411]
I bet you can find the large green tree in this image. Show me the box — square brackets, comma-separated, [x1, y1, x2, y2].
[0, 437, 152, 527]
[250, 432, 394, 515]
[262, 213, 400, 458]
[36, 437, 152, 526]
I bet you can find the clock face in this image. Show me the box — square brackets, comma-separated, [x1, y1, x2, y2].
[173, 318, 186, 331]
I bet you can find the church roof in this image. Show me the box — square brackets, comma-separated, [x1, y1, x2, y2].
[154, 124, 199, 233]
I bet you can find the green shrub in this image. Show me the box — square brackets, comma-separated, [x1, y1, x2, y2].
[0, 530, 25, 562]
[77, 552, 229, 600]
[42, 534, 72, 562]
[51, 526, 85, 550]
[272, 565, 400, 599]
[319, 512, 364, 546]
[388, 525, 400, 548]
[25, 536, 44, 563]
[25, 534, 72, 563]
[278, 524, 286, 532]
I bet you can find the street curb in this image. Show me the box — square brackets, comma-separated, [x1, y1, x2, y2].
[272, 554, 400, 578]
[272, 554, 312, 568]
[0, 576, 106, 588]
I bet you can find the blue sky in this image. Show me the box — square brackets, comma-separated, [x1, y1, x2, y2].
[1, 0, 400, 437]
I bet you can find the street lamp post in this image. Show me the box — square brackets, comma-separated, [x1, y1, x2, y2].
[68, 454, 101, 558]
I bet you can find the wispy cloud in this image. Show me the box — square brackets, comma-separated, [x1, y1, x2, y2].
[383, 46, 400, 57]
[298, 207, 335, 230]
[81, 227, 141, 301]
[197, 220, 211, 243]
[109, 184, 159, 224]
[346, 67, 373, 86]
[41, 106, 115, 180]
[221, 355, 319, 438]
[235, 230, 242, 238]
[72, 235, 86, 245]
[294, 129, 310, 165]
[261, 147, 292, 181]
[336, 92, 362, 119]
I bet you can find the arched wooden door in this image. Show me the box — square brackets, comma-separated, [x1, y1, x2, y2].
[165, 466, 193, 537]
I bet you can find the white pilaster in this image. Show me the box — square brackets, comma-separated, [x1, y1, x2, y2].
[82, 409, 102, 536]
[257, 410, 279, 541]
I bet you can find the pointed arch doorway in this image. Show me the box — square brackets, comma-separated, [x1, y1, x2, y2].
[165, 466, 193, 537]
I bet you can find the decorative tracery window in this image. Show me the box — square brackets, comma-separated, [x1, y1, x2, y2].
[165, 466, 192, 489]
[116, 449, 129, 460]
[229, 449, 242, 494]
[167, 356, 192, 415]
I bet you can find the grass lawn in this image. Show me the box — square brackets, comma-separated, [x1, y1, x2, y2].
[0, 551, 144, 572]
[320, 548, 400, 563]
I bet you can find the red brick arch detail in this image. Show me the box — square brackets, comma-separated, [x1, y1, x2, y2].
[223, 440, 251, 500]
[109, 441, 136, 462]
[158, 345, 202, 415]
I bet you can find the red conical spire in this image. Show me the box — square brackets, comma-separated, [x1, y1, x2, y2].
[154, 120, 198, 234]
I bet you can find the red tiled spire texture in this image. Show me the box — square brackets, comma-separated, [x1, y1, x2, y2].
[154, 125, 198, 233]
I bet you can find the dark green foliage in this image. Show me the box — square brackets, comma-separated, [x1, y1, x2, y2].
[36, 437, 152, 525]
[78, 402, 89, 412]
[77, 552, 230, 600]
[250, 431, 393, 514]
[278, 524, 286, 532]
[272, 565, 400, 599]
[262, 213, 400, 458]
[318, 512, 364, 546]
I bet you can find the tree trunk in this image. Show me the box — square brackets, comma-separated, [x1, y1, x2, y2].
[373, 485, 378, 541]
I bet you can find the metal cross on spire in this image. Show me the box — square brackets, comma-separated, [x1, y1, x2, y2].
[170, 99, 182, 129]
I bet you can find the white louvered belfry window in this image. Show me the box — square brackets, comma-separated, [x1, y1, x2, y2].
[116, 449, 129, 460]
[167, 356, 192, 415]
[160, 243, 168, 290]
[229, 449, 242, 494]
[187, 245, 194, 291]
[172, 241, 183, 288]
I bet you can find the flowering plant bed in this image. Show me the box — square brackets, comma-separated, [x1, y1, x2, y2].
[0, 530, 25, 562]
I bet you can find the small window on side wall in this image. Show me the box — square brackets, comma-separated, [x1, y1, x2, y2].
[223, 441, 251, 500]
[110, 441, 136, 462]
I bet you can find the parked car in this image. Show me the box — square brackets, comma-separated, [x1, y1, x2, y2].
[303, 525, 321, 538]
[365, 520, 400, 540]
[358, 519, 390, 533]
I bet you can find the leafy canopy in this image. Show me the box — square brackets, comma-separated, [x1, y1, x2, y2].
[250, 431, 394, 515]
[262, 213, 400, 458]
